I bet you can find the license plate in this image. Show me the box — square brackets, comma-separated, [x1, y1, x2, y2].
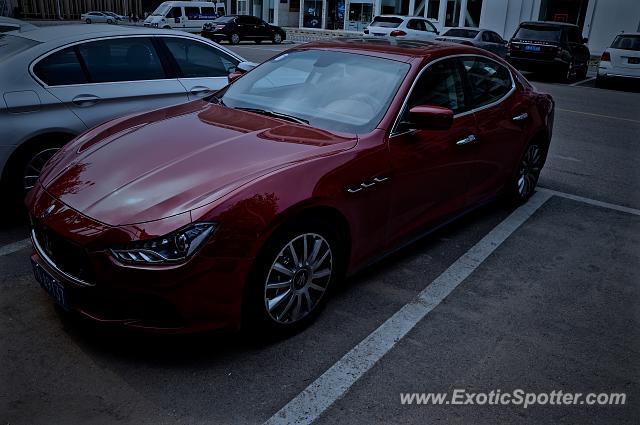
[373, 33, 385, 37]
[628, 57, 640, 64]
[31, 259, 69, 310]
[524, 45, 542, 52]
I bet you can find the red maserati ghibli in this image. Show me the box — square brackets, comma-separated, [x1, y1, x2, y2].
[26, 39, 554, 333]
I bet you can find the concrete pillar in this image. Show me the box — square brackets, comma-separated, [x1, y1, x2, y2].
[438, 0, 447, 26]
[409, 0, 415, 16]
[273, 0, 279, 24]
[322, 0, 327, 28]
[458, 0, 467, 26]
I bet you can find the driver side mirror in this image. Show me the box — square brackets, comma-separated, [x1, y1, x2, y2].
[406, 105, 454, 130]
[582, 37, 589, 43]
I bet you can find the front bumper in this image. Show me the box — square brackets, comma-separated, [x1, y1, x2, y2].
[28, 189, 253, 333]
[597, 62, 640, 79]
[201, 30, 227, 41]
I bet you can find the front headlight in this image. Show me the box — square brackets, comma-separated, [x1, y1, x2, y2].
[153, 22, 159, 27]
[111, 223, 216, 265]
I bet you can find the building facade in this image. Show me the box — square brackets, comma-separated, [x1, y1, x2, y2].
[2, 0, 638, 54]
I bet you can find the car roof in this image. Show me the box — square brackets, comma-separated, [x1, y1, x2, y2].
[297, 38, 483, 61]
[374, 15, 427, 20]
[12, 24, 201, 43]
[519, 20, 580, 28]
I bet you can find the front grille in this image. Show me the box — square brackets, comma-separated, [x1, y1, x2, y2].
[33, 222, 95, 284]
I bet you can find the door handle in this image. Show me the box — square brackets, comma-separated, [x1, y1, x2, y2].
[456, 134, 476, 146]
[512, 112, 529, 122]
[189, 86, 213, 98]
[71, 94, 101, 107]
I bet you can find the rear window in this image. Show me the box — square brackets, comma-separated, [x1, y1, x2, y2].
[214, 16, 235, 23]
[611, 35, 640, 51]
[0, 34, 39, 61]
[515, 25, 562, 42]
[370, 16, 403, 28]
[443, 29, 479, 38]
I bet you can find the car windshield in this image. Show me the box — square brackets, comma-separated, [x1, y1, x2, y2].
[151, 3, 171, 16]
[370, 16, 403, 28]
[611, 35, 640, 51]
[214, 16, 235, 23]
[218, 50, 410, 134]
[0, 34, 39, 61]
[443, 29, 479, 38]
[515, 25, 562, 42]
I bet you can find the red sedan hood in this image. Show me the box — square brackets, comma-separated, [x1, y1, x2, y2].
[41, 103, 357, 226]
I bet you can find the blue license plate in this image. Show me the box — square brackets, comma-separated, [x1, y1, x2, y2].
[32, 259, 69, 310]
[524, 45, 542, 52]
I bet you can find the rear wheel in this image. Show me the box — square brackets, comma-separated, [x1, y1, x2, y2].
[85, 18, 91, 24]
[577, 62, 588, 79]
[272, 33, 283, 44]
[506, 141, 545, 205]
[229, 33, 241, 44]
[243, 219, 343, 335]
[107, 18, 113, 24]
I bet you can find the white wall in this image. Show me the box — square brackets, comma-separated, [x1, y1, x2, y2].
[277, 0, 298, 26]
[585, 0, 640, 55]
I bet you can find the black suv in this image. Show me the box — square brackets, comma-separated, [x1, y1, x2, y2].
[201, 15, 286, 45]
[507, 21, 590, 81]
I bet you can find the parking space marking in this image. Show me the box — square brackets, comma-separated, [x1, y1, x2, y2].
[569, 77, 596, 87]
[539, 188, 640, 216]
[264, 190, 553, 425]
[0, 238, 31, 256]
[556, 108, 640, 124]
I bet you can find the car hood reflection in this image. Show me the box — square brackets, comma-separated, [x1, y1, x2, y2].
[41, 103, 357, 226]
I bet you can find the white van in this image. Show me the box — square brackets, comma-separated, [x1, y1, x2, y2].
[144, 1, 227, 32]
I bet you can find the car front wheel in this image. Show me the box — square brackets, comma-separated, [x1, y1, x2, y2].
[85, 18, 91, 24]
[272, 33, 283, 44]
[244, 219, 342, 334]
[229, 33, 241, 44]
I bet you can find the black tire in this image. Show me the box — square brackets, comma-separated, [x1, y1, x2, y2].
[3, 137, 68, 216]
[559, 62, 572, 82]
[107, 18, 113, 24]
[242, 218, 344, 337]
[229, 33, 241, 44]
[85, 18, 91, 24]
[577, 63, 588, 79]
[272, 32, 283, 44]
[505, 140, 547, 205]
[595, 75, 608, 89]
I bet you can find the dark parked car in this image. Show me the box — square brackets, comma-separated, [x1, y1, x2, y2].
[27, 40, 553, 335]
[437, 28, 508, 58]
[201, 15, 286, 44]
[507, 21, 590, 81]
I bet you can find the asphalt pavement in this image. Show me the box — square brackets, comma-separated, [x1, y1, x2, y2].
[1, 43, 639, 424]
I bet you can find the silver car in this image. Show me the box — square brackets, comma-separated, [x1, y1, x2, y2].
[81, 11, 117, 24]
[0, 25, 245, 201]
[437, 28, 508, 58]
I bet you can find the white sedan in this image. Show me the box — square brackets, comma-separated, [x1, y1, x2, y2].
[363, 15, 439, 41]
[81, 11, 116, 24]
[597, 33, 640, 87]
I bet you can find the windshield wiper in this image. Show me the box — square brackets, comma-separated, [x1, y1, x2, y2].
[235, 107, 309, 125]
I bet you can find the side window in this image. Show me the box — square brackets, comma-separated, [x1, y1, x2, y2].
[201, 7, 216, 17]
[166, 7, 182, 19]
[163, 37, 240, 78]
[404, 58, 467, 116]
[425, 20, 437, 33]
[184, 7, 200, 19]
[407, 19, 424, 31]
[77, 37, 166, 83]
[492, 32, 505, 43]
[236, 16, 249, 24]
[461, 57, 512, 107]
[34, 47, 87, 86]
[482, 31, 491, 42]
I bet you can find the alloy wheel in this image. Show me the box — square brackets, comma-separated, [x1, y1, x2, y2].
[273, 33, 282, 44]
[264, 233, 333, 324]
[517, 144, 542, 199]
[230, 33, 240, 44]
[23, 148, 59, 192]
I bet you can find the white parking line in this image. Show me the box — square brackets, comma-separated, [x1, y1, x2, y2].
[0, 238, 31, 256]
[539, 188, 640, 216]
[264, 190, 553, 425]
[556, 108, 640, 124]
[569, 76, 595, 86]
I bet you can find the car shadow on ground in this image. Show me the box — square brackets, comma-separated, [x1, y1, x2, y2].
[51, 198, 515, 367]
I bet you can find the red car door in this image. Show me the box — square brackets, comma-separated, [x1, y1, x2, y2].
[458, 56, 531, 205]
[387, 58, 476, 247]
